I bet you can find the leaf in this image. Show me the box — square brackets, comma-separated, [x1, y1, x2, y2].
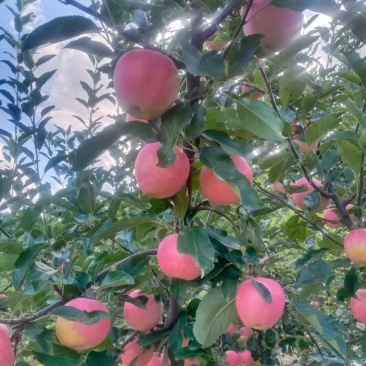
[12, 243, 44, 290]
[296, 259, 330, 285]
[22, 16, 100, 51]
[279, 66, 307, 106]
[21, 205, 42, 232]
[200, 146, 261, 212]
[344, 267, 358, 298]
[85, 351, 115, 366]
[99, 271, 134, 290]
[64, 37, 114, 57]
[178, 226, 214, 276]
[157, 104, 192, 167]
[34, 352, 81, 366]
[336, 140, 362, 179]
[236, 99, 284, 141]
[77, 182, 95, 214]
[36, 70, 57, 90]
[252, 279, 272, 304]
[305, 114, 342, 145]
[170, 279, 187, 304]
[339, 48, 366, 89]
[44, 154, 68, 173]
[193, 287, 237, 348]
[172, 185, 189, 220]
[51, 307, 110, 324]
[0, 253, 18, 272]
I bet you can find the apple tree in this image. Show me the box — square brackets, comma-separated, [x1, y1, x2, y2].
[0, 0, 366, 365]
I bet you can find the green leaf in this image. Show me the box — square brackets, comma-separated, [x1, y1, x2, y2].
[168, 311, 187, 352]
[236, 99, 284, 141]
[0, 240, 22, 255]
[172, 185, 189, 220]
[200, 146, 261, 211]
[36, 70, 57, 90]
[252, 279, 272, 304]
[305, 114, 342, 145]
[336, 140, 362, 180]
[340, 48, 366, 89]
[12, 243, 44, 290]
[85, 351, 115, 366]
[99, 271, 134, 290]
[279, 66, 307, 106]
[44, 154, 68, 173]
[193, 287, 237, 348]
[34, 352, 81, 366]
[296, 259, 330, 285]
[0, 253, 18, 272]
[77, 182, 96, 214]
[21, 205, 42, 232]
[64, 37, 114, 58]
[157, 104, 192, 167]
[51, 307, 110, 324]
[178, 226, 214, 276]
[344, 267, 358, 298]
[22, 16, 100, 51]
[138, 329, 171, 348]
[171, 278, 187, 304]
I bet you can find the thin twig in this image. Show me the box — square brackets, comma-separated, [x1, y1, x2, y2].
[328, 183, 354, 230]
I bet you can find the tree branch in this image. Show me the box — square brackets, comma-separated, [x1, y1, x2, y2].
[164, 293, 180, 328]
[328, 183, 354, 230]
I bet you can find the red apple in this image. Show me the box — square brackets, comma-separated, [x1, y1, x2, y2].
[199, 155, 253, 206]
[239, 326, 253, 341]
[235, 277, 285, 330]
[134, 142, 190, 199]
[224, 350, 240, 366]
[121, 338, 155, 366]
[227, 322, 237, 336]
[344, 228, 366, 266]
[157, 233, 201, 281]
[184, 359, 199, 366]
[146, 354, 171, 366]
[310, 301, 319, 308]
[289, 177, 330, 213]
[123, 290, 163, 332]
[113, 49, 180, 120]
[242, 82, 264, 99]
[55, 298, 111, 351]
[126, 113, 148, 123]
[350, 289, 366, 324]
[271, 181, 286, 195]
[323, 205, 354, 229]
[293, 139, 319, 154]
[0, 324, 15, 366]
[243, 0, 304, 52]
[239, 350, 253, 366]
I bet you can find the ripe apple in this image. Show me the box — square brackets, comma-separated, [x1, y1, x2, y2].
[271, 181, 286, 195]
[239, 350, 253, 366]
[224, 350, 241, 366]
[227, 322, 237, 336]
[0, 324, 15, 366]
[289, 177, 330, 213]
[293, 139, 319, 154]
[146, 354, 171, 366]
[55, 298, 111, 351]
[204, 40, 225, 52]
[243, 0, 304, 52]
[310, 301, 319, 308]
[121, 338, 155, 366]
[134, 142, 190, 199]
[126, 113, 148, 123]
[184, 359, 199, 366]
[323, 205, 354, 229]
[239, 326, 253, 341]
[344, 228, 366, 266]
[235, 277, 285, 330]
[157, 233, 201, 281]
[242, 82, 264, 99]
[350, 289, 366, 324]
[113, 49, 180, 120]
[123, 289, 163, 332]
[199, 155, 253, 206]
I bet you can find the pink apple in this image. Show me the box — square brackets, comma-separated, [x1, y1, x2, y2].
[293, 139, 319, 154]
[157, 233, 201, 281]
[224, 350, 241, 366]
[123, 290, 163, 332]
[323, 205, 354, 229]
[350, 289, 366, 324]
[242, 82, 264, 99]
[235, 277, 285, 330]
[134, 142, 190, 199]
[199, 155, 253, 206]
[344, 228, 366, 266]
[271, 182, 286, 195]
[227, 322, 237, 336]
[121, 338, 155, 366]
[146, 354, 171, 366]
[126, 113, 148, 123]
[113, 49, 180, 120]
[239, 350, 253, 366]
[239, 326, 253, 341]
[289, 177, 330, 213]
[204, 40, 225, 52]
[0, 324, 15, 366]
[310, 301, 319, 308]
[243, 0, 304, 52]
[55, 298, 111, 351]
[184, 359, 199, 366]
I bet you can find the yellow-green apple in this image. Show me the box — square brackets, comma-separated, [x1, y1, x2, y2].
[121, 338, 155, 366]
[242, 82, 264, 99]
[344, 228, 366, 265]
[126, 114, 148, 123]
[123, 289, 163, 332]
[224, 350, 240, 366]
[157, 233, 201, 280]
[323, 205, 354, 229]
[199, 155, 253, 206]
[0, 324, 15, 366]
[204, 40, 225, 52]
[271, 181, 286, 194]
[289, 177, 330, 212]
[350, 289, 366, 324]
[239, 326, 253, 342]
[113, 49, 180, 120]
[134, 142, 190, 199]
[55, 298, 111, 351]
[293, 139, 319, 154]
[239, 350, 253, 366]
[227, 322, 236, 336]
[243, 0, 304, 52]
[235, 277, 285, 330]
